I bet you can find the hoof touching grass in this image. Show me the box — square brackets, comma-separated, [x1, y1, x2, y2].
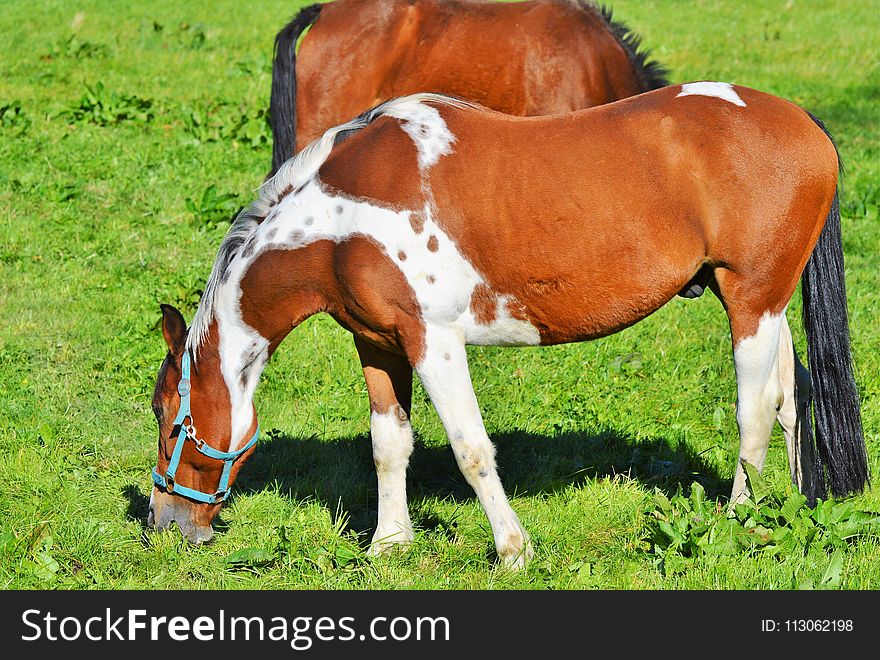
[0, 0, 878, 589]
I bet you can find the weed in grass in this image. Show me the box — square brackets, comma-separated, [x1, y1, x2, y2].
[182, 102, 232, 145]
[800, 550, 844, 590]
[65, 82, 154, 126]
[235, 54, 273, 77]
[226, 547, 277, 572]
[841, 184, 879, 222]
[646, 464, 880, 564]
[185, 184, 245, 229]
[176, 23, 208, 50]
[228, 107, 272, 150]
[44, 34, 109, 61]
[1, 522, 66, 588]
[141, 19, 165, 38]
[139, 20, 210, 50]
[0, 102, 30, 134]
[182, 103, 272, 150]
[48, 183, 79, 204]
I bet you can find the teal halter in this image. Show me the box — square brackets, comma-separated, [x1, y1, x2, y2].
[151, 352, 259, 504]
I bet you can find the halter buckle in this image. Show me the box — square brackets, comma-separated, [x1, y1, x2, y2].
[177, 378, 191, 396]
[185, 424, 201, 446]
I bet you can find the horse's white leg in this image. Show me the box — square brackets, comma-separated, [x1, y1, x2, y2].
[354, 337, 415, 554]
[368, 409, 415, 553]
[776, 315, 817, 496]
[729, 310, 786, 505]
[414, 328, 533, 568]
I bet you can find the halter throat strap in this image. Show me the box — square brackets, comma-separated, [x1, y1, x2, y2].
[151, 351, 259, 504]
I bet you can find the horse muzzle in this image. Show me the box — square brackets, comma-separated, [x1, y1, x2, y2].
[148, 487, 215, 545]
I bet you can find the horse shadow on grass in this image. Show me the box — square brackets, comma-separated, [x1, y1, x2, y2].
[225, 426, 728, 542]
[122, 426, 727, 544]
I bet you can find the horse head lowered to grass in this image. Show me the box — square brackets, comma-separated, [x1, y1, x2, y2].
[149, 86, 868, 567]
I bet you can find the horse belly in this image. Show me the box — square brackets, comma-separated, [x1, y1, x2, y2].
[458, 240, 703, 347]
[520, 281, 685, 345]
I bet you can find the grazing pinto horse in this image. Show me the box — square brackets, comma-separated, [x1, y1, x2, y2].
[270, 0, 668, 172]
[150, 85, 868, 568]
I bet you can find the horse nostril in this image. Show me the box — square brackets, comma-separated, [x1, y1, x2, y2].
[146, 505, 156, 529]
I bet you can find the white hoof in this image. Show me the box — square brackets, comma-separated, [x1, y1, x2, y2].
[496, 522, 533, 570]
[368, 526, 415, 556]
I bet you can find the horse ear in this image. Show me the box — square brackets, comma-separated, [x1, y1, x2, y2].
[160, 304, 187, 356]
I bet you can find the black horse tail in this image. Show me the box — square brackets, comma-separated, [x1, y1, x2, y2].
[269, 3, 323, 176]
[800, 113, 869, 501]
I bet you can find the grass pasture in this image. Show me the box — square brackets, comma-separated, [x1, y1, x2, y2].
[0, 0, 878, 590]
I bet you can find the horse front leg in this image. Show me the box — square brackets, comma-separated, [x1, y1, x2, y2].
[354, 335, 416, 555]
[413, 327, 533, 569]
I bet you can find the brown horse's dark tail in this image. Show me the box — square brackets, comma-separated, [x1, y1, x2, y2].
[800, 113, 869, 503]
[269, 3, 323, 176]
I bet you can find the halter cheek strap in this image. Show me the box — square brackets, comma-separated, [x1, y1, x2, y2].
[151, 352, 259, 504]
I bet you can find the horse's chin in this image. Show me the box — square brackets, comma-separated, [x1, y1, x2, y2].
[148, 488, 215, 545]
[176, 521, 215, 545]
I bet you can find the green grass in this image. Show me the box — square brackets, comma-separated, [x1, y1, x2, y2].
[1, 0, 878, 590]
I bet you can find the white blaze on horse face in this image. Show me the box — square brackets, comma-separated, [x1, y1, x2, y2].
[677, 82, 746, 107]
[242, 183, 541, 354]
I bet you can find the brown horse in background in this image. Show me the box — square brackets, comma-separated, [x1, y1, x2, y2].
[269, 0, 668, 172]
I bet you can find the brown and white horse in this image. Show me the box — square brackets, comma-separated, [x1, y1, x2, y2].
[150, 84, 868, 567]
[270, 0, 668, 172]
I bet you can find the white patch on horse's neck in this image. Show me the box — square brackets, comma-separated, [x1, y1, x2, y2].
[676, 81, 746, 107]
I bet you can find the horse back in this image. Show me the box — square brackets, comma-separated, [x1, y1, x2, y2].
[295, 0, 648, 148]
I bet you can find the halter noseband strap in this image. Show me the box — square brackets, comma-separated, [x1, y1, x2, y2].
[151, 351, 259, 504]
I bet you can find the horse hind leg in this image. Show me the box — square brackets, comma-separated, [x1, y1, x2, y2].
[354, 336, 416, 555]
[413, 327, 533, 569]
[725, 301, 787, 506]
[776, 315, 822, 503]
